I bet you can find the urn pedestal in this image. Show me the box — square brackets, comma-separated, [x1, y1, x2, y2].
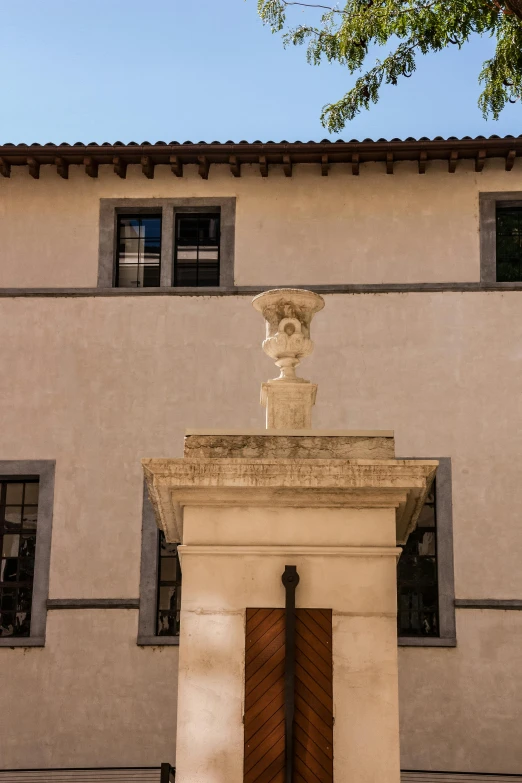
[144, 430, 437, 783]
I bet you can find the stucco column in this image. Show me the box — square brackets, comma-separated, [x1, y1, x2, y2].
[143, 431, 437, 783]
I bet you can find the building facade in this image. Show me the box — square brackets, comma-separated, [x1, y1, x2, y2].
[0, 137, 522, 781]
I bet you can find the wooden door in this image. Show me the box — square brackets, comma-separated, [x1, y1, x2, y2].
[244, 608, 333, 783]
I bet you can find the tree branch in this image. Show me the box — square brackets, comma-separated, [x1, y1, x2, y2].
[283, 1, 339, 9]
[282, 0, 521, 19]
[257, 0, 522, 130]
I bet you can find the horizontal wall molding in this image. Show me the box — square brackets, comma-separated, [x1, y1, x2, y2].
[402, 774, 522, 783]
[46, 599, 140, 610]
[4, 283, 522, 297]
[0, 770, 518, 783]
[0, 770, 163, 782]
[455, 599, 522, 610]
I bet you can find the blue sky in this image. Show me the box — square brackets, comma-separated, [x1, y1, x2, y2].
[1, 0, 521, 144]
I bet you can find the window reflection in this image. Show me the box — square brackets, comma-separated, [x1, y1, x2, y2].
[116, 215, 161, 288]
[174, 213, 220, 287]
[397, 482, 439, 637]
[496, 206, 522, 282]
[0, 479, 39, 637]
[156, 532, 181, 637]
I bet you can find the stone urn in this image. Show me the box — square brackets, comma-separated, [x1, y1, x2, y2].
[252, 288, 325, 383]
[252, 288, 325, 428]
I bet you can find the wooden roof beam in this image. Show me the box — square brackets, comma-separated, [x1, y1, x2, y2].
[27, 157, 40, 179]
[230, 155, 241, 178]
[283, 155, 292, 177]
[84, 157, 98, 178]
[141, 156, 154, 179]
[259, 155, 268, 177]
[0, 139, 521, 173]
[55, 157, 68, 179]
[170, 155, 183, 177]
[351, 153, 359, 176]
[448, 150, 458, 173]
[506, 149, 516, 171]
[0, 158, 11, 178]
[386, 152, 394, 174]
[321, 154, 329, 176]
[475, 149, 486, 173]
[418, 150, 427, 174]
[113, 156, 127, 179]
[198, 156, 209, 180]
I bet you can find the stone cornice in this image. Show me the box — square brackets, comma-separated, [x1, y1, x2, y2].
[143, 457, 437, 545]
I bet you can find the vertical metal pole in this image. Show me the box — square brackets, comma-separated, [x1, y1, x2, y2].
[282, 564, 300, 783]
[160, 763, 172, 783]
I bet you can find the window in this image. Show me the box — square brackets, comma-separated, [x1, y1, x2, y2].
[479, 192, 522, 283]
[156, 532, 181, 637]
[0, 479, 39, 638]
[0, 462, 55, 648]
[397, 457, 456, 647]
[138, 483, 180, 645]
[397, 481, 438, 637]
[174, 213, 220, 287]
[496, 205, 522, 282]
[98, 198, 236, 290]
[116, 214, 162, 288]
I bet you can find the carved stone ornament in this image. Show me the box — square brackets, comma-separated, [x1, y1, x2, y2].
[252, 289, 325, 382]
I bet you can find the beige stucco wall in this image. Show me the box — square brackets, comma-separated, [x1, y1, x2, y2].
[1, 161, 522, 287]
[399, 610, 522, 773]
[0, 610, 178, 768]
[177, 524, 400, 783]
[1, 291, 522, 771]
[177, 503, 401, 783]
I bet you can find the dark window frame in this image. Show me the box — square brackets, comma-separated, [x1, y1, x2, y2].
[480, 192, 522, 283]
[397, 479, 439, 639]
[115, 213, 163, 289]
[174, 211, 221, 288]
[98, 198, 236, 290]
[397, 457, 456, 647]
[0, 461, 55, 648]
[156, 531, 181, 637]
[494, 204, 522, 282]
[0, 477, 40, 639]
[137, 482, 179, 646]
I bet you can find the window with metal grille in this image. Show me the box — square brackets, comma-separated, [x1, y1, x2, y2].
[397, 481, 439, 637]
[174, 213, 220, 286]
[116, 214, 162, 287]
[0, 479, 39, 638]
[156, 531, 181, 637]
[496, 205, 522, 282]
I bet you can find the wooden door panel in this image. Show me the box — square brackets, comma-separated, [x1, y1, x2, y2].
[294, 609, 333, 783]
[245, 609, 286, 783]
[244, 608, 333, 783]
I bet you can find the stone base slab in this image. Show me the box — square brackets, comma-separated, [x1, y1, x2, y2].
[184, 431, 395, 460]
